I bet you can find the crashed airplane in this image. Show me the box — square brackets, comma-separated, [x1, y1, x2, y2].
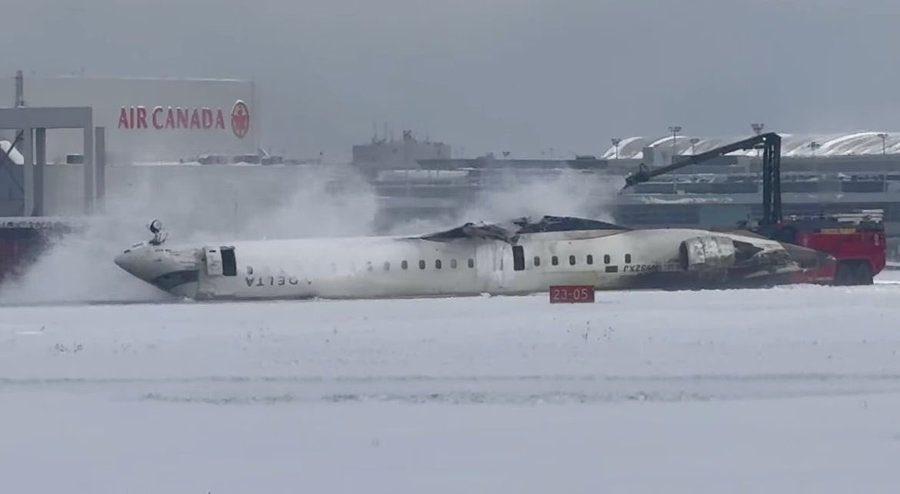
[114, 216, 834, 300]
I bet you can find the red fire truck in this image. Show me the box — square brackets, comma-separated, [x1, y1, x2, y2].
[624, 133, 886, 285]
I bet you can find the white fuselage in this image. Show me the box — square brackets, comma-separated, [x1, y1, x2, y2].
[115, 227, 795, 300]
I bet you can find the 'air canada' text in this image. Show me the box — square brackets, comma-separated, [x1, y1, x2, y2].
[118, 106, 227, 130]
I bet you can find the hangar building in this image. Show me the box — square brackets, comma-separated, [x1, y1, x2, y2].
[2, 73, 258, 163]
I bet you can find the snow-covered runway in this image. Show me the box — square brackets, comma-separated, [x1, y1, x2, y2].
[2, 277, 900, 492]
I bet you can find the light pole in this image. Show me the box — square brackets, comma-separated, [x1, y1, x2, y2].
[611, 138, 622, 159]
[668, 125, 682, 163]
[689, 137, 700, 155]
[877, 133, 889, 155]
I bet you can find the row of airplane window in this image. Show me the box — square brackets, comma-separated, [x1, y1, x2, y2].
[220, 246, 634, 278]
[533, 254, 631, 267]
[362, 253, 633, 272]
[366, 258, 475, 272]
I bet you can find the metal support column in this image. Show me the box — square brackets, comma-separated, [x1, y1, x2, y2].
[94, 126, 106, 206]
[761, 139, 771, 225]
[0, 106, 97, 216]
[82, 122, 94, 213]
[21, 127, 33, 216]
[771, 137, 782, 224]
[34, 128, 46, 216]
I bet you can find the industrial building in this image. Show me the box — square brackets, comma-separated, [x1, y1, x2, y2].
[352, 130, 451, 171]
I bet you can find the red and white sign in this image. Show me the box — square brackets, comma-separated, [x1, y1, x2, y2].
[116, 100, 250, 139]
[549, 285, 595, 303]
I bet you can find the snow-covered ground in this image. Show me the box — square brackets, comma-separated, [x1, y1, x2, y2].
[2, 275, 900, 492]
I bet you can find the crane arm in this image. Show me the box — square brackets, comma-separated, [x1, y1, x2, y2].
[623, 132, 780, 187]
[622, 132, 783, 225]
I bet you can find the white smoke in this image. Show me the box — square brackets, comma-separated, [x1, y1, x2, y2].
[0, 165, 621, 304]
[462, 169, 621, 224]
[0, 165, 378, 304]
[388, 169, 623, 235]
[0, 217, 168, 304]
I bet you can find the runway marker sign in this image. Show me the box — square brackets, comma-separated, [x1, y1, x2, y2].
[549, 285, 595, 303]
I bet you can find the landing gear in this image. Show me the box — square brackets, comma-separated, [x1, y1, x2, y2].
[148, 219, 168, 246]
[854, 262, 874, 285]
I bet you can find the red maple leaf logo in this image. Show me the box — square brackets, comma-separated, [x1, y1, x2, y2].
[231, 101, 250, 139]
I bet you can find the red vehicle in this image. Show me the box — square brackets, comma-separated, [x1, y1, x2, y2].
[625, 133, 886, 285]
[0, 217, 76, 283]
[774, 211, 886, 285]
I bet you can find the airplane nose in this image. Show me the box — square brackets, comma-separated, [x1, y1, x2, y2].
[114, 249, 152, 281]
[114, 245, 201, 296]
[114, 251, 129, 269]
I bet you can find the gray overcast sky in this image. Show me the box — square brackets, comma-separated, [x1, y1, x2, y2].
[5, 0, 900, 159]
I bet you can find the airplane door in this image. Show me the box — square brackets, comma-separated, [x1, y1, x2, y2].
[498, 243, 515, 289]
[204, 246, 223, 276]
[512, 245, 525, 271]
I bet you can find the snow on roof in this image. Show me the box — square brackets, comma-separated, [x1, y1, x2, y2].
[0, 140, 24, 165]
[602, 132, 900, 159]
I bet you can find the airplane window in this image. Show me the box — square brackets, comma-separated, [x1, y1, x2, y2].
[551, 256, 559, 266]
[450, 259, 458, 269]
[569, 255, 576, 266]
[587, 254, 593, 265]
[383, 261, 390, 271]
[419, 260, 426, 270]
[401, 260, 408, 270]
[533, 256, 541, 267]
[625, 254, 632, 264]
[604, 254, 611, 264]
[435, 259, 442, 269]
[468, 258, 475, 268]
